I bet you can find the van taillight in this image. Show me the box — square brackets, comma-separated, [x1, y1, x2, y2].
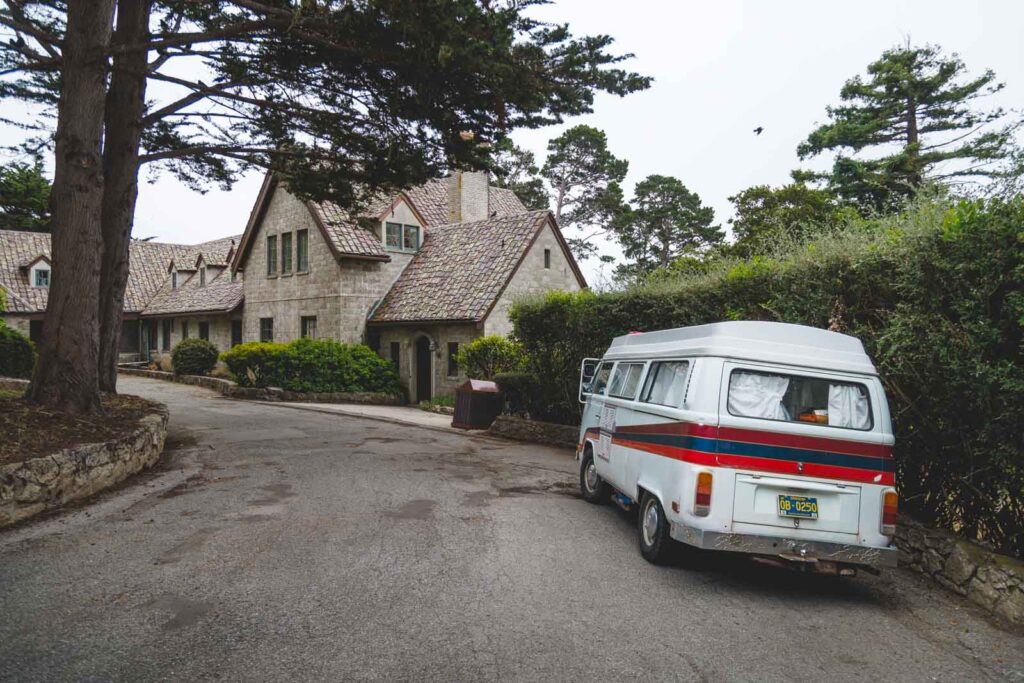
[694, 471, 713, 517]
[880, 490, 898, 536]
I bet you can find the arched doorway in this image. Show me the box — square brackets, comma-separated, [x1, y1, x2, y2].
[414, 336, 432, 403]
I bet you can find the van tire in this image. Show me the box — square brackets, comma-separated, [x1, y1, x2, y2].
[579, 449, 611, 505]
[638, 492, 672, 564]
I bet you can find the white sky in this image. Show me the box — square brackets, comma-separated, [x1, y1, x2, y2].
[3, 0, 1023, 285]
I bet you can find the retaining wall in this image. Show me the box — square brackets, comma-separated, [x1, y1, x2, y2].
[487, 415, 579, 450]
[0, 407, 168, 527]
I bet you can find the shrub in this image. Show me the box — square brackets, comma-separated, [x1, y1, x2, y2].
[0, 324, 36, 379]
[510, 197, 1024, 556]
[494, 371, 542, 418]
[455, 335, 527, 380]
[171, 338, 219, 376]
[220, 338, 400, 394]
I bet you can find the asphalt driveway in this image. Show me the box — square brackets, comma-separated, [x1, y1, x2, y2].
[1, 377, 1021, 681]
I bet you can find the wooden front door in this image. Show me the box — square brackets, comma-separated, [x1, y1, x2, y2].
[415, 336, 432, 403]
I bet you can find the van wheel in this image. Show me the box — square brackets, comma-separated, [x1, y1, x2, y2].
[579, 450, 610, 504]
[638, 492, 672, 564]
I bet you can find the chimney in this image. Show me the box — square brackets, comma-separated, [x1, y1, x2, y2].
[446, 170, 490, 224]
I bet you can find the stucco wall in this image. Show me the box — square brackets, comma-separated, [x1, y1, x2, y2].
[484, 221, 583, 337]
[373, 323, 482, 400]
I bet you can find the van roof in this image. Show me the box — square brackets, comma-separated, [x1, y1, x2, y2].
[604, 321, 877, 375]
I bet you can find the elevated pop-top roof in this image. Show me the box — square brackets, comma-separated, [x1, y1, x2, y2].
[604, 321, 877, 375]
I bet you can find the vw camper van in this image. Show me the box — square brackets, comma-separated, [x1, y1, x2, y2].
[577, 321, 898, 573]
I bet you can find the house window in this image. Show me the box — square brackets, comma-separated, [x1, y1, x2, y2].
[385, 222, 420, 253]
[29, 319, 43, 343]
[259, 317, 274, 342]
[33, 268, 50, 288]
[198, 322, 210, 341]
[296, 229, 309, 272]
[281, 231, 293, 274]
[181, 321, 189, 339]
[162, 319, 172, 351]
[199, 267, 206, 286]
[301, 315, 317, 338]
[389, 341, 401, 373]
[266, 235, 277, 277]
[544, 248, 551, 269]
[230, 319, 242, 347]
[447, 342, 460, 377]
[171, 271, 177, 289]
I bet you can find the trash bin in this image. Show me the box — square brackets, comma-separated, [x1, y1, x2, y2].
[452, 379, 502, 430]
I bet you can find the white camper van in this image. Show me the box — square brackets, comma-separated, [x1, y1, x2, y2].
[577, 321, 898, 573]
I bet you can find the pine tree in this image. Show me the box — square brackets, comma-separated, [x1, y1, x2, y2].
[0, 162, 51, 232]
[613, 175, 723, 281]
[489, 140, 548, 210]
[798, 43, 1021, 211]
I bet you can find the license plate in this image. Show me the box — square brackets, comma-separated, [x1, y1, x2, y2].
[778, 494, 818, 519]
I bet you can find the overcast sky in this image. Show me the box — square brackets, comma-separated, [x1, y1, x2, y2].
[3, 0, 1023, 285]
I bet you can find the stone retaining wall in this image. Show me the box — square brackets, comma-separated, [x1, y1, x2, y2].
[896, 515, 1024, 625]
[117, 367, 402, 405]
[0, 377, 29, 393]
[0, 407, 168, 527]
[487, 415, 579, 450]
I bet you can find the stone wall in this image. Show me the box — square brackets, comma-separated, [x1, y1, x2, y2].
[484, 219, 584, 338]
[0, 407, 168, 528]
[117, 367, 403, 405]
[896, 515, 1024, 625]
[372, 323, 482, 400]
[487, 415, 579, 450]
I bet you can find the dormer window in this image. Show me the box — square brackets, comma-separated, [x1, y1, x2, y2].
[385, 222, 420, 253]
[34, 267, 50, 288]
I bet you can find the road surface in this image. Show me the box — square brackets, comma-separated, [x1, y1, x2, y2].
[1, 377, 1021, 681]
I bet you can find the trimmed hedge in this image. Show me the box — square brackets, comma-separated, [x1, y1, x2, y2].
[0, 324, 36, 379]
[510, 198, 1024, 556]
[220, 338, 400, 394]
[454, 335, 526, 380]
[171, 338, 220, 376]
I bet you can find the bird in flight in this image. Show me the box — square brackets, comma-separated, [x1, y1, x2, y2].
[753, 126, 764, 135]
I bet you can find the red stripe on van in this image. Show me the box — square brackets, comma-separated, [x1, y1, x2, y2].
[613, 437, 895, 486]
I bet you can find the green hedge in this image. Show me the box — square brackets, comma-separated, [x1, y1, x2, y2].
[172, 338, 220, 376]
[510, 198, 1024, 556]
[220, 338, 400, 394]
[0, 324, 36, 379]
[455, 335, 526, 380]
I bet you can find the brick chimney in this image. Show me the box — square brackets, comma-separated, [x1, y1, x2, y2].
[446, 170, 490, 224]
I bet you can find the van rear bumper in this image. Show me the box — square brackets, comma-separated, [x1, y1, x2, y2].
[670, 524, 898, 568]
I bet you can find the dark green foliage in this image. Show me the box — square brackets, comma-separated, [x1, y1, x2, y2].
[171, 338, 220, 376]
[727, 182, 849, 258]
[455, 335, 527, 380]
[542, 125, 628, 262]
[494, 371, 543, 418]
[220, 338, 400, 394]
[613, 175, 723, 281]
[0, 325, 36, 379]
[0, 162, 50, 232]
[798, 43, 1022, 212]
[511, 198, 1024, 556]
[489, 139, 548, 210]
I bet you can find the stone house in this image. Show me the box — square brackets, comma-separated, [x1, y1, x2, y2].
[0, 170, 585, 399]
[231, 170, 586, 400]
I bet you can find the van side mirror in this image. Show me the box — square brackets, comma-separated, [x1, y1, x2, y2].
[579, 358, 599, 404]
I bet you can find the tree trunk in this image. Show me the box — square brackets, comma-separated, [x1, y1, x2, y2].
[27, 0, 116, 414]
[98, 0, 152, 393]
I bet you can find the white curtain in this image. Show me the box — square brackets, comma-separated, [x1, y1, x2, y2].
[828, 384, 871, 429]
[729, 372, 790, 420]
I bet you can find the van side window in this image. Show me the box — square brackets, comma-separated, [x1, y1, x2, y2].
[608, 362, 645, 400]
[590, 362, 613, 395]
[727, 369, 873, 430]
[640, 360, 690, 407]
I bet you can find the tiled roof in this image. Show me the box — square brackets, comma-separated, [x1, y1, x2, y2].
[308, 201, 389, 260]
[369, 210, 551, 323]
[143, 268, 243, 316]
[399, 178, 527, 227]
[0, 229, 241, 315]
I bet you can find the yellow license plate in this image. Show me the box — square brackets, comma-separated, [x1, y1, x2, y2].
[778, 494, 818, 519]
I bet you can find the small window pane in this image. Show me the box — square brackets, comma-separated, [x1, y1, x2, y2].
[544, 249, 551, 269]
[301, 316, 317, 338]
[589, 362, 613, 395]
[296, 230, 309, 271]
[281, 232, 293, 274]
[608, 362, 645, 400]
[198, 322, 209, 341]
[403, 225, 419, 251]
[34, 269, 50, 288]
[266, 235, 277, 276]
[385, 222, 402, 249]
[199, 268, 206, 286]
[389, 341, 401, 373]
[259, 317, 274, 342]
[641, 361, 690, 407]
[447, 342, 459, 376]
[230, 320, 242, 347]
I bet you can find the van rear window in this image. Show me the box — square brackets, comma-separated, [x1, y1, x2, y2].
[727, 369, 872, 430]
